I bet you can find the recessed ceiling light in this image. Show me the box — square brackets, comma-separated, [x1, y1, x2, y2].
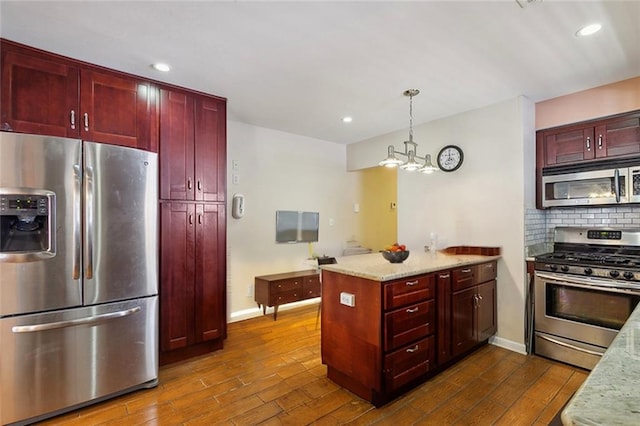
[342, 116, 353, 123]
[151, 63, 171, 72]
[576, 23, 602, 37]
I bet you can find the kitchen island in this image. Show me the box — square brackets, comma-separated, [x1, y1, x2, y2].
[320, 248, 500, 406]
[562, 302, 640, 425]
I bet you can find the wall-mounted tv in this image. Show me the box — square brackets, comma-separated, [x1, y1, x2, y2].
[276, 210, 319, 243]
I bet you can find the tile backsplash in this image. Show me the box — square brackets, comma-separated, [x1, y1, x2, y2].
[525, 206, 640, 246]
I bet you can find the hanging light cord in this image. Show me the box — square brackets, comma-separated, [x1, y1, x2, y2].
[408, 92, 414, 143]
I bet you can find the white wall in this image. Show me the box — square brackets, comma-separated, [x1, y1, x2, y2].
[348, 96, 535, 352]
[226, 121, 358, 321]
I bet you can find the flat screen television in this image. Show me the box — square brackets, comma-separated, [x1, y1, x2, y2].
[276, 210, 319, 243]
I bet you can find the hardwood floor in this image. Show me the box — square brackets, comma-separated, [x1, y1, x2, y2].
[38, 304, 587, 425]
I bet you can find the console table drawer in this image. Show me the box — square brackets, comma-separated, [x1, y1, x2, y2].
[275, 290, 301, 305]
[271, 280, 302, 294]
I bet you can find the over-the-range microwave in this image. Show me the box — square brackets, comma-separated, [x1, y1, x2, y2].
[542, 159, 640, 207]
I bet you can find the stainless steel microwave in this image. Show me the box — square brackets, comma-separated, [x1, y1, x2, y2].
[542, 161, 640, 207]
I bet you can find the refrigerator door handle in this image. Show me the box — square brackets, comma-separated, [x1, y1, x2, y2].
[85, 165, 94, 279]
[73, 164, 82, 280]
[11, 306, 142, 333]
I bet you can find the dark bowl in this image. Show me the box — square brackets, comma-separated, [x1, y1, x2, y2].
[381, 250, 410, 263]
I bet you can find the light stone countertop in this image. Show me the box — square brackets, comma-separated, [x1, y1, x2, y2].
[320, 251, 501, 282]
[562, 303, 640, 425]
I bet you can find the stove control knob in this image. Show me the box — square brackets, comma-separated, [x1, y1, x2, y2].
[561, 265, 570, 272]
[549, 264, 558, 271]
[624, 271, 634, 280]
[584, 268, 593, 275]
[610, 270, 620, 278]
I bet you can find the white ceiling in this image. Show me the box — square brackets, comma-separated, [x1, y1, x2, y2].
[1, 1, 639, 144]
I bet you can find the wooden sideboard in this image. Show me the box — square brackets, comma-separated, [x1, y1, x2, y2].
[255, 270, 320, 320]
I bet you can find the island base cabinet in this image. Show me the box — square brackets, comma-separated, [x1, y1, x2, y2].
[321, 259, 498, 407]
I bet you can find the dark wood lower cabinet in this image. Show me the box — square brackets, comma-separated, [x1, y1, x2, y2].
[159, 201, 226, 365]
[321, 260, 497, 406]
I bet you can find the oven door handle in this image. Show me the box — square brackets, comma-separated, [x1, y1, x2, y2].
[537, 333, 604, 357]
[535, 271, 640, 293]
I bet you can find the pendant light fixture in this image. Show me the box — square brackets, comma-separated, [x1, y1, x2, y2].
[379, 89, 438, 173]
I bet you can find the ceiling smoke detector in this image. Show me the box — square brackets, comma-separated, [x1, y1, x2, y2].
[515, 0, 542, 9]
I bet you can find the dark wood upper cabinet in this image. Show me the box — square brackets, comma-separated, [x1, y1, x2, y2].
[537, 110, 640, 168]
[1, 46, 79, 137]
[1, 39, 158, 151]
[535, 110, 640, 208]
[80, 69, 157, 151]
[594, 114, 640, 159]
[159, 90, 195, 200]
[160, 89, 226, 202]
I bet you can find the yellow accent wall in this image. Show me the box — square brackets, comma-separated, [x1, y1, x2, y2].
[357, 166, 397, 251]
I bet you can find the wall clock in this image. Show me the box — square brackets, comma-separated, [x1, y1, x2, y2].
[437, 145, 464, 172]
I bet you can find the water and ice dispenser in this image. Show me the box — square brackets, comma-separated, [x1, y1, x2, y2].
[0, 191, 55, 258]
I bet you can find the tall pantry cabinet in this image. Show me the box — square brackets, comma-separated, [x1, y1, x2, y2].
[158, 88, 227, 365]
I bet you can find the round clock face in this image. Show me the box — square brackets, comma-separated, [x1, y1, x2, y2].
[437, 145, 464, 172]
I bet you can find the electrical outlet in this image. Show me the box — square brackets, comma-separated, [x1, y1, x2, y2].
[247, 284, 253, 298]
[340, 292, 355, 307]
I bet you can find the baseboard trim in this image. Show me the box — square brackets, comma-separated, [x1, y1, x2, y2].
[490, 335, 527, 355]
[229, 298, 320, 323]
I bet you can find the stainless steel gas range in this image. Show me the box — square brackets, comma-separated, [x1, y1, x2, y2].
[534, 227, 640, 370]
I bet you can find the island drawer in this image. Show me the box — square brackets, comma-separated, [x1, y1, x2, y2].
[452, 261, 497, 291]
[452, 266, 475, 291]
[384, 274, 435, 310]
[476, 261, 497, 284]
[384, 300, 435, 351]
[384, 335, 435, 392]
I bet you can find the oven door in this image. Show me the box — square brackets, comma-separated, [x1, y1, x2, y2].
[534, 271, 640, 369]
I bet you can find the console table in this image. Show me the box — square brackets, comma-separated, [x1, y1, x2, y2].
[254, 269, 320, 320]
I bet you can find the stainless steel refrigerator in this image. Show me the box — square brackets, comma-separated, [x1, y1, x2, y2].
[0, 133, 158, 425]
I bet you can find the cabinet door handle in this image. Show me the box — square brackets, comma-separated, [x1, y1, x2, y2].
[197, 180, 202, 191]
[406, 345, 419, 353]
[83, 113, 89, 131]
[187, 178, 192, 190]
[189, 214, 193, 225]
[598, 134, 603, 149]
[406, 280, 419, 286]
[473, 294, 479, 308]
[461, 268, 472, 273]
[70, 110, 76, 129]
[198, 214, 202, 225]
[406, 307, 419, 313]
[439, 273, 450, 279]
[586, 136, 591, 151]
[484, 264, 493, 269]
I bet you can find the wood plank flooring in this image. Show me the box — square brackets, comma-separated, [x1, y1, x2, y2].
[37, 304, 588, 425]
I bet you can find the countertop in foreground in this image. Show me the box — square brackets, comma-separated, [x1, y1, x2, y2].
[320, 251, 500, 282]
[562, 303, 640, 425]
